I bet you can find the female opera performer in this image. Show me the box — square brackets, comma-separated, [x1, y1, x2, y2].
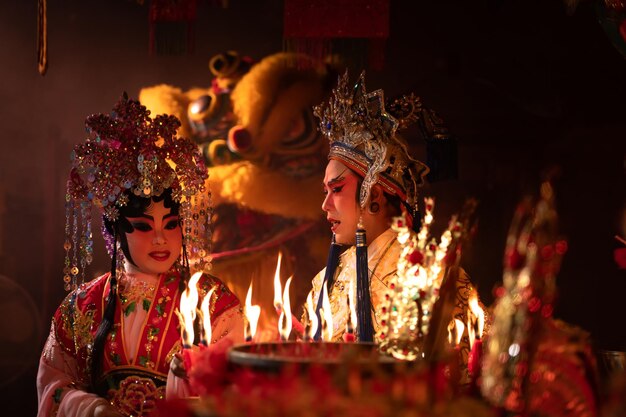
[37, 95, 244, 417]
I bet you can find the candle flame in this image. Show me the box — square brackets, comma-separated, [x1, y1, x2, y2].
[321, 284, 333, 341]
[199, 288, 215, 344]
[468, 292, 484, 338]
[273, 252, 283, 311]
[244, 281, 261, 341]
[305, 290, 318, 340]
[467, 314, 475, 349]
[178, 272, 202, 347]
[455, 318, 465, 345]
[447, 318, 465, 346]
[278, 276, 293, 340]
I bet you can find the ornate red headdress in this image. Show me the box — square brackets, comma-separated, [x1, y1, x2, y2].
[63, 93, 210, 290]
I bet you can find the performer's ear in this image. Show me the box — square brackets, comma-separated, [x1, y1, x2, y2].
[370, 184, 383, 203]
[368, 185, 384, 214]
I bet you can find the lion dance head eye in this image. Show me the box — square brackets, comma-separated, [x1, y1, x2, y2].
[227, 125, 253, 154]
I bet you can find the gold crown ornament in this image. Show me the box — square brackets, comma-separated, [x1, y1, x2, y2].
[314, 71, 429, 226]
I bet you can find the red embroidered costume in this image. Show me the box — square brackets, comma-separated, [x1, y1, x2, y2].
[37, 268, 243, 417]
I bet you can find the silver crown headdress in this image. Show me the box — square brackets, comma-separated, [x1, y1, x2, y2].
[314, 71, 429, 219]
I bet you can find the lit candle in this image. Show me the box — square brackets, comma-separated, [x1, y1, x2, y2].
[278, 277, 293, 341]
[244, 281, 261, 342]
[175, 272, 203, 371]
[177, 272, 202, 348]
[448, 318, 465, 347]
[199, 288, 215, 346]
[273, 251, 284, 316]
[304, 291, 318, 342]
[447, 318, 465, 388]
[469, 294, 484, 340]
[467, 294, 484, 392]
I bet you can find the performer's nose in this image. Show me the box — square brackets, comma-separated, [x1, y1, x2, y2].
[321, 193, 332, 212]
[153, 230, 166, 245]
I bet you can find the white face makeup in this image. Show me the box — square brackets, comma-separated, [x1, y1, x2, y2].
[124, 199, 182, 276]
[321, 159, 361, 245]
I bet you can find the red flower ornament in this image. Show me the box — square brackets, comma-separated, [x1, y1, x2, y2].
[408, 249, 424, 265]
[110, 376, 164, 417]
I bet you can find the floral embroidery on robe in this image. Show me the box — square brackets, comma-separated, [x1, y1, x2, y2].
[37, 267, 244, 417]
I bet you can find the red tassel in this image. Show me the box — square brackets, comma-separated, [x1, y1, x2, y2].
[149, 0, 198, 55]
[283, 0, 389, 69]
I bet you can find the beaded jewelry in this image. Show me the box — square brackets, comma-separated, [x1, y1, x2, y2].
[63, 93, 211, 291]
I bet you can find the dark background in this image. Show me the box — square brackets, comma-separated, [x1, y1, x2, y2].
[1, 1, 624, 415]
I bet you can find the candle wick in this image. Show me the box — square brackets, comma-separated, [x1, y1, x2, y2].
[450, 326, 456, 347]
[244, 312, 250, 341]
[303, 311, 311, 341]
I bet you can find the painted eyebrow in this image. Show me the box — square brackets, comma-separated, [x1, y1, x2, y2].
[324, 169, 348, 187]
[126, 213, 178, 221]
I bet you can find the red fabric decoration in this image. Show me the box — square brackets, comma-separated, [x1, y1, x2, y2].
[149, 0, 198, 55]
[283, 0, 389, 70]
[284, 0, 389, 38]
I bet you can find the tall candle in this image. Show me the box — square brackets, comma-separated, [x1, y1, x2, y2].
[199, 288, 215, 346]
[467, 295, 484, 394]
[244, 281, 261, 342]
[273, 252, 284, 316]
[304, 291, 318, 341]
[278, 277, 293, 341]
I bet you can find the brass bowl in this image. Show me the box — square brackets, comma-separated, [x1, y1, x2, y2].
[228, 341, 397, 372]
